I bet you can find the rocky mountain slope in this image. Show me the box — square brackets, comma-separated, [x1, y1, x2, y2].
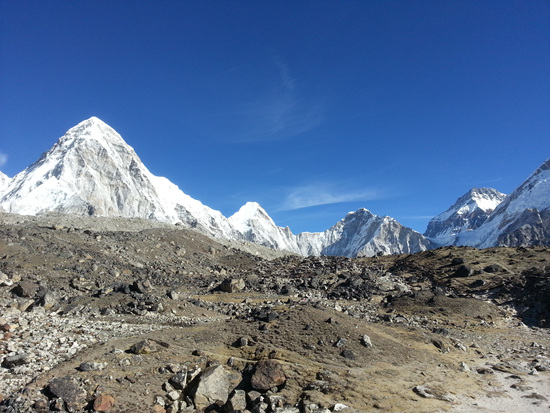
[0, 117, 429, 257]
[0, 213, 549, 412]
[425, 188, 506, 245]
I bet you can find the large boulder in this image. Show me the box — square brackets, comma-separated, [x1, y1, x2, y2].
[251, 360, 286, 391]
[190, 365, 232, 410]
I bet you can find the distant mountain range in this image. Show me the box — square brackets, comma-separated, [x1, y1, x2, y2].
[1, 117, 548, 256]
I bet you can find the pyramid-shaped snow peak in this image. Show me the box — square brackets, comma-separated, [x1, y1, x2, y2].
[0, 117, 236, 239]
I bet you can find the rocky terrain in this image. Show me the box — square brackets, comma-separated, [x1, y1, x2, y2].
[0, 212, 549, 412]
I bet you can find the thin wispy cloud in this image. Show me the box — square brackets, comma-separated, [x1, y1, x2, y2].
[0, 152, 8, 168]
[275, 57, 296, 92]
[221, 59, 324, 143]
[280, 183, 383, 211]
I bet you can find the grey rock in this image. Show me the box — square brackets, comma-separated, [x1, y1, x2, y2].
[169, 370, 188, 390]
[219, 278, 246, 293]
[190, 365, 232, 410]
[413, 385, 453, 402]
[334, 338, 347, 348]
[361, 334, 373, 347]
[2, 353, 30, 368]
[12, 281, 39, 298]
[78, 361, 107, 372]
[129, 339, 161, 354]
[340, 350, 355, 360]
[224, 389, 247, 412]
[454, 265, 473, 277]
[48, 376, 88, 413]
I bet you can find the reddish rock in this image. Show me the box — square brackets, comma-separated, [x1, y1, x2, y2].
[93, 394, 116, 411]
[251, 360, 286, 391]
[152, 405, 166, 413]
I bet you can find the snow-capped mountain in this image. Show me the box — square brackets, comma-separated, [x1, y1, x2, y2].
[424, 188, 506, 245]
[316, 209, 432, 257]
[228, 202, 299, 252]
[457, 158, 550, 248]
[0, 117, 236, 239]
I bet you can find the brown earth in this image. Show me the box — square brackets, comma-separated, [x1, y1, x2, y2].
[0, 213, 548, 412]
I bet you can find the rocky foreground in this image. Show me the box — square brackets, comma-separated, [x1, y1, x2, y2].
[0, 213, 549, 412]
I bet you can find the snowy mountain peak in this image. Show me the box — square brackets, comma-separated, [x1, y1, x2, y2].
[58, 117, 129, 148]
[424, 187, 506, 244]
[228, 202, 275, 232]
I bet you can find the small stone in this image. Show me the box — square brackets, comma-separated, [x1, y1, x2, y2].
[219, 278, 246, 293]
[12, 281, 39, 298]
[522, 393, 548, 401]
[247, 390, 263, 405]
[166, 390, 181, 401]
[454, 265, 473, 277]
[459, 362, 471, 372]
[334, 338, 347, 348]
[340, 350, 355, 360]
[2, 353, 30, 368]
[78, 361, 107, 372]
[413, 385, 453, 402]
[153, 405, 166, 413]
[451, 257, 465, 265]
[93, 394, 116, 412]
[129, 339, 160, 354]
[190, 365, 232, 409]
[361, 334, 373, 347]
[38, 291, 58, 309]
[333, 403, 349, 411]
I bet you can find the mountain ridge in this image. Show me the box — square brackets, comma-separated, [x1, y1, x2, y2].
[0, 117, 548, 254]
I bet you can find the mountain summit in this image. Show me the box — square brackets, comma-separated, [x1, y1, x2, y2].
[0, 117, 236, 238]
[424, 187, 506, 245]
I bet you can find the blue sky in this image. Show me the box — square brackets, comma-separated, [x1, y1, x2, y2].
[1, 1, 549, 234]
